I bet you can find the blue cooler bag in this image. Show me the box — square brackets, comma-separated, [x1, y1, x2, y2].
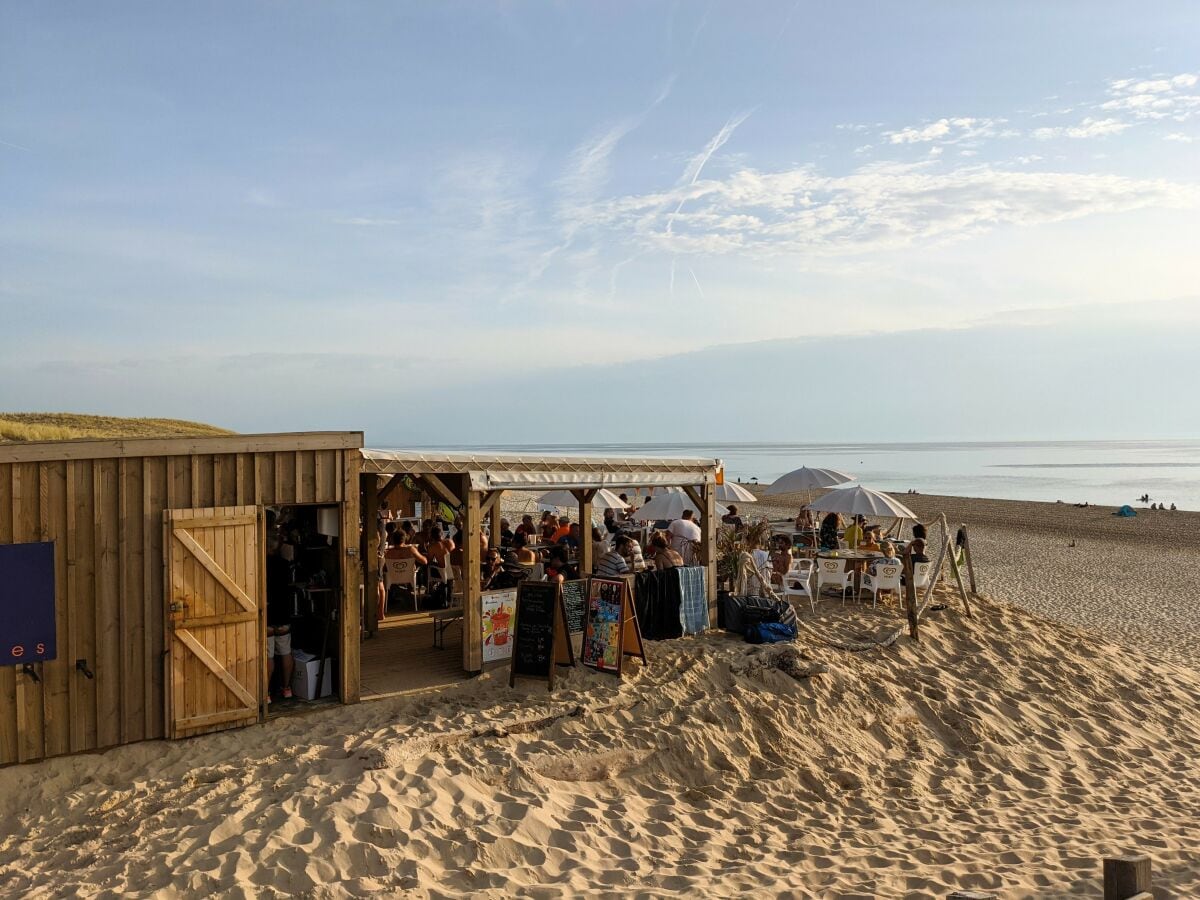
[744, 621, 797, 644]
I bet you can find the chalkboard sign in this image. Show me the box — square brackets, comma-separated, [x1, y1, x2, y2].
[0, 542, 57, 666]
[561, 580, 587, 634]
[509, 581, 574, 689]
[581, 577, 645, 676]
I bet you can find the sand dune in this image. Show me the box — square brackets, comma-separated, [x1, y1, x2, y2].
[3, 579, 1199, 897]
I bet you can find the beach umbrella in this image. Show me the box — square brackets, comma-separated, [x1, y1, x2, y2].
[807, 485, 917, 520]
[763, 466, 855, 496]
[632, 492, 728, 522]
[537, 488, 630, 511]
[714, 481, 758, 503]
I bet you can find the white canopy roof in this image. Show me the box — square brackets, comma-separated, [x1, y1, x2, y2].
[360, 448, 721, 491]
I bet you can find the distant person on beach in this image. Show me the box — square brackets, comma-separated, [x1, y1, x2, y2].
[1171, 503, 1177, 511]
[819, 513, 842, 550]
[650, 532, 685, 570]
[722, 505, 744, 530]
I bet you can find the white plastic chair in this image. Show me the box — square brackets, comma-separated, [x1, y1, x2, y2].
[861, 563, 902, 609]
[815, 558, 852, 603]
[782, 561, 816, 613]
[912, 561, 932, 593]
[383, 557, 420, 613]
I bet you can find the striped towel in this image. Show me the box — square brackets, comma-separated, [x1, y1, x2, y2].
[676, 566, 709, 635]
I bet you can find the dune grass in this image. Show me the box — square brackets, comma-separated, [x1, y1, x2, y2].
[0, 413, 233, 443]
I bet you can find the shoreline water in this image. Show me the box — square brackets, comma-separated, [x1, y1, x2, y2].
[410, 439, 1200, 511]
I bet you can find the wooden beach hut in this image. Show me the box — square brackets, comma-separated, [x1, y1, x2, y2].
[0, 435, 721, 766]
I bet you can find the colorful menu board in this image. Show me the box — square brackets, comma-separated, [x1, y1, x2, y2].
[581, 578, 624, 672]
[481, 588, 517, 665]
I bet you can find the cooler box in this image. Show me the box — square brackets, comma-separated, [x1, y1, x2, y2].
[291, 650, 333, 700]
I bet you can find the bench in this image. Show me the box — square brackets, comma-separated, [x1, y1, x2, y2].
[431, 605, 463, 649]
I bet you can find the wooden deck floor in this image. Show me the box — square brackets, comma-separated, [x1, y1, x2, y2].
[359, 610, 467, 700]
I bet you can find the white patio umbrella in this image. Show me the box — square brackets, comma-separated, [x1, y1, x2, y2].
[763, 466, 856, 496]
[714, 481, 758, 503]
[632, 492, 728, 522]
[536, 488, 630, 511]
[807, 485, 917, 520]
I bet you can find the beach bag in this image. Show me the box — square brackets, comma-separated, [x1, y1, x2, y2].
[744, 622, 797, 644]
[422, 581, 452, 610]
[723, 595, 797, 634]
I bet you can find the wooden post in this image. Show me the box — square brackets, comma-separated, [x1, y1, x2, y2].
[698, 484, 718, 625]
[462, 484, 482, 673]
[361, 473, 380, 637]
[340, 452, 362, 703]
[1103, 854, 1151, 899]
[902, 553, 920, 640]
[489, 493, 502, 550]
[960, 523, 978, 594]
[948, 537, 973, 618]
[575, 489, 596, 575]
[920, 534, 950, 614]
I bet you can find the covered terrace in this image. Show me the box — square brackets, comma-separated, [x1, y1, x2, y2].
[358, 448, 723, 674]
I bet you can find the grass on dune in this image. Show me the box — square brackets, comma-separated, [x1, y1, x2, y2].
[0, 413, 233, 443]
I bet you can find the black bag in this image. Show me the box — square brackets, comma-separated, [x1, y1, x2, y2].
[722, 595, 797, 634]
[422, 581, 452, 610]
[387, 584, 411, 609]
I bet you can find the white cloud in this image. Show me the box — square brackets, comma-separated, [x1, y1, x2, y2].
[1165, 132, 1194, 143]
[1032, 117, 1131, 140]
[578, 161, 1200, 259]
[884, 117, 1003, 145]
[1101, 71, 1200, 121]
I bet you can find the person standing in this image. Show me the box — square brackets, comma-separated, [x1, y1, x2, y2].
[265, 536, 295, 702]
[667, 509, 702, 564]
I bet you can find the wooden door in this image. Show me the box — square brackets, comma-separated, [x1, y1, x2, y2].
[164, 506, 263, 739]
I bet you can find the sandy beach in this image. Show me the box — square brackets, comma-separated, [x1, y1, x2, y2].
[3, 493, 1200, 897]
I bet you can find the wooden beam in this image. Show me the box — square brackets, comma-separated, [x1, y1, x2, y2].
[341, 452, 362, 703]
[696, 484, 718, 625]
[361, 472, 380, 638]
[480, 489, 503, 519]
[0, 432, 364, 465]
[414, 473, 462, 510]
[487, 491, 503, 549]
[577, 492, 595, 575]
[949, 538, 973, 618]
[377, 474, 406, 509]
[902, 554, 920, 641]
[1103, 854, 1151, 900]
[961, 523, 978, 594]
[462, 489, 483, 673]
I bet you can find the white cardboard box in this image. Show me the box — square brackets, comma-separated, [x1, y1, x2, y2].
[290, 651, 333, 700]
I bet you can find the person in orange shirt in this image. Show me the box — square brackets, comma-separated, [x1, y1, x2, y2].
[550, 516, 571, 543]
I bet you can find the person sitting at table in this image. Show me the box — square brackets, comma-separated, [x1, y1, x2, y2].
[498, 518, 514, 547]
[843, 515, 865, 549]
[424, 527, 455, 576]
[550, 516, 572, 544]
[603, 508, 620, 534]
[906, 538, 929, 564]
[620, 534, 647, 573]
[649, 532, 685, 570]
[794, 506, 816, 531]
[870, 542, 900, 574]
[516, 514, 537, 538]
[591, 526, 609, 562]
[540, 512, 558, 542]
[618, 494, 633, 520]
[512, 532, 538, 565]
[594, 537, 631, 577]
[859, 530, 881, 553]
[545, 546, 578, 583]
[818, 513, 842, 550]
[481, 548, 505, 590]
[557, 522, 582, 549]
[769, 536, 794, 586]
[722, 505, 744, 530]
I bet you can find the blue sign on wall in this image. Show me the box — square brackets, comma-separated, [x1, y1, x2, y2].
[0, 542, 57, 665]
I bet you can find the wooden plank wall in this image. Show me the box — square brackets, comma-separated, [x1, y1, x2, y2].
[0, 448, 352, 766]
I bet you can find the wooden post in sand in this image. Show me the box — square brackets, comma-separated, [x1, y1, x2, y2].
[1103, 853, 1152, 899]
[960, 523, 978, 594]
[948, 537, 973, 618]
[902, 553, 920, 640]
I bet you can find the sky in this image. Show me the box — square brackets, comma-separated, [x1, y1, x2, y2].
[1, 1, 1198, 445]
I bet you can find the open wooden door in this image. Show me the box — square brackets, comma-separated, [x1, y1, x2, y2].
[164, 506, 263, 739]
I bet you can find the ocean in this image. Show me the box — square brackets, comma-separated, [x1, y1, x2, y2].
[424, 441, 1200, 511]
